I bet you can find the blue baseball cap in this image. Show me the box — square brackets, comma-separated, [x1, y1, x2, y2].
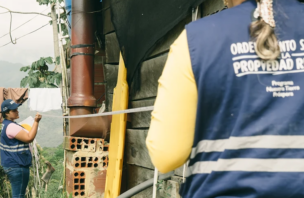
[1, 99, 21, 113]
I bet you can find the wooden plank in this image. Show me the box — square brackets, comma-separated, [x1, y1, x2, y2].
[102, 0, 110, 9]
[105, 32, 120, 64]
[129, 99, 155, 129]
[162, 180, 182, 198]
[94, 84, 106, 105]
[94, 64, 105, 83]
[202, 0, 225, 17]
[174, 166, 184, 177]
[126, 129, 154, 169]
[103, 7, 115, 34]
[125, 129, 185, 179]
[149, 14, 191, 58]
[106, 93, 113, 112]
[171, 176, 184, 186]
[131, 54, 168, 100]
[104, 64, 118, 94]
[127, 165, 154, 198]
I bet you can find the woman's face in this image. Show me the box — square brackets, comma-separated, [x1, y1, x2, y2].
[6, 109, 19, 121]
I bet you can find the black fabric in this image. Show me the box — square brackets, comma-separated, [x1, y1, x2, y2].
[110, 0, 206, 88]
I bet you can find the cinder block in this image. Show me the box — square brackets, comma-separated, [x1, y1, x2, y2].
[65, 137, 109, 197]
[66, 167, 107, 198]
[66, 169, 86, 197]
[73, 152, 109, 169]
[64, 136, 108, 153]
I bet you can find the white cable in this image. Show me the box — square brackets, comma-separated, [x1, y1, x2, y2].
[38, 106, 154, 119]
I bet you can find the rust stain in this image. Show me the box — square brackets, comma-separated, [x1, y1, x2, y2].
[93, 170, 107, 196]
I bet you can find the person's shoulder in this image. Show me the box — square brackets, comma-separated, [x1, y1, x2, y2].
[6, 123, 24, 139]
[7, 122, 22, 132]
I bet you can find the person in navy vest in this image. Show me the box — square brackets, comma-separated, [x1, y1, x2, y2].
[0, 99, 42, 198]
[147, 0, 304, 197]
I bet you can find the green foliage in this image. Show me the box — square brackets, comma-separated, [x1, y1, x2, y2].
[20, 57, 62, 88]
[27, 143, 65, 198]
[36, 0, 64, 6]
[0, 166, 12, 198]
[55, 56, 61, 65]
[40, 144, 65, 198]
[0, 143, 65, 198]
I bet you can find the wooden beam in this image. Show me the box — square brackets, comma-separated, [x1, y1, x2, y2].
[129, 99, 155, 129]
[104, 64, 118, 94]
[126, 129, 154, 169]
[149, 15, 191, 58]
[105, 33, 120, 64]
[102, 0, 110, 9]
[103, 8, 114, 34]
[131, 54, 168, 100]
[127, 165, 154, 197]
[106, 93, 113, 112]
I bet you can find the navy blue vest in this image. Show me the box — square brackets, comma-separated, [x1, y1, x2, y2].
[182, 0, 304, 197]
[0, 119, 32, 168]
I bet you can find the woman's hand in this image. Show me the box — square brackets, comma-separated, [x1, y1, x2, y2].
[35, 113, 42, 122]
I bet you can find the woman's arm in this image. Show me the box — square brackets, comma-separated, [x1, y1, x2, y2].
[146, 30, 198, 173]
[14, 113, 42, 143]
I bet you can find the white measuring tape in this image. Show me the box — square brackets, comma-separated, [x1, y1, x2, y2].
[39, 106, 154, 119]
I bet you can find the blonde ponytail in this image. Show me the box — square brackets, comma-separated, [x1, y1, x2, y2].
[250, 0, 280, 60]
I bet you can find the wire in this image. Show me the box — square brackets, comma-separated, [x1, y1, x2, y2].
[0, 6, 16, 44]
[0, 8, 49, 39]
[0, 5, 50, 45]
[0, 23, 49, 48]
[96, 92, 106, 102]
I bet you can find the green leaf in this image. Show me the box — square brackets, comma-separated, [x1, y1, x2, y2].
[28, 69, 34, 75]
[55, 56, 60, 65]
[55, 73, 62, 85]
[47, 75, 54, 84]
[60, 24, 68, 36]
[44, 57, 53, 64]
[31, 62, 37, 70]
[39, 58, 45, 66]
[60, 12, 67, 21]
[20, 66, 30, 72]
[20, 77, 29, 87]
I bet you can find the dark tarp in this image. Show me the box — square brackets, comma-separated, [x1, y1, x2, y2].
[109, 0, 206, 91]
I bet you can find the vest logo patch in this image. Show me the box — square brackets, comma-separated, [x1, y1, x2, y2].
[230, 39, 304, 98]
[10, 101, 14, 104]
[231, 39, 304, 77]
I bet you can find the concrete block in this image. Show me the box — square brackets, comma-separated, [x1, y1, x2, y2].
[66, 168, 107, 198]
[64, 136, 108, 153]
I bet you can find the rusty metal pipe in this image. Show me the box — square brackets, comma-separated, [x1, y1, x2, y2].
[68, 0, 110, 138]
[68, 0, 96, 107]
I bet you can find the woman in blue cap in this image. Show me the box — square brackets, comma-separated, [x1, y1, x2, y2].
[0, 99, 42, 198]
[147, 0, 304, 197]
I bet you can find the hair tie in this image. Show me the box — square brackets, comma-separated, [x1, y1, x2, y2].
[254, 0, 275, 28]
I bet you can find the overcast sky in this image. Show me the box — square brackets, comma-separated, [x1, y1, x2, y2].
[0, 0, 54, 65]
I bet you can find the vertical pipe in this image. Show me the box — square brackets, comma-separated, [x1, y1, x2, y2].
[68, 0, 96, 110]
[68, 0, 110, 138]
[152, 168, 158, 198]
